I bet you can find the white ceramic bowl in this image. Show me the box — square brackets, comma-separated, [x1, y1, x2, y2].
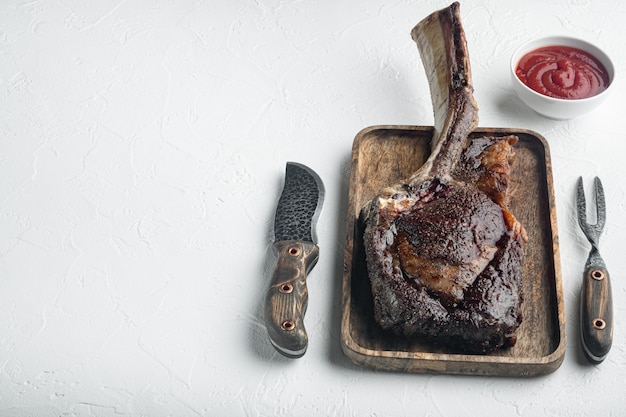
[510, 36, 614, 119]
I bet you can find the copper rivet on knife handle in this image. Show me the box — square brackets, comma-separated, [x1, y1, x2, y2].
[281, 320, 295, 331]
[279, 284, 293, 294]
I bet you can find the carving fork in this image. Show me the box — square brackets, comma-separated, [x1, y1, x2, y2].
[576, 177, 613, 364]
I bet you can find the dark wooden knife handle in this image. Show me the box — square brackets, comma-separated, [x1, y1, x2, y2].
[580, 265, 613, 364]
[264, 240, 319, 358]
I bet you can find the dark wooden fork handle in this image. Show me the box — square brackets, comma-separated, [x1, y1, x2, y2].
[580, 265, 613, 364]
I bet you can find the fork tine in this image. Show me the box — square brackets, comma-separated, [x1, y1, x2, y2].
[594, 176, 606, 232]
[577, 176, 606, 245]
[576, 176, 587, 230]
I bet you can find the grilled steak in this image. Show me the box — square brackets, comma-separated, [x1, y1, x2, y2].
[361, 2, 527, 354]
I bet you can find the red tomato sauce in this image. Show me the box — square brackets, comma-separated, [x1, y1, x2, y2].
[515, 45, 610, 99]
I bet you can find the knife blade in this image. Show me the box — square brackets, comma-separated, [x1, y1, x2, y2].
[265, 162, 324, 358]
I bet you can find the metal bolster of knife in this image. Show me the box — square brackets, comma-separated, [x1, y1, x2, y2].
[264, 240, 319, 358]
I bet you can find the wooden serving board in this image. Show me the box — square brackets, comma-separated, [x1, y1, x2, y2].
[340, 125, 566, 377]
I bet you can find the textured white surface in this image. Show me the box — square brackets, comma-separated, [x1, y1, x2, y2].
[1, 0, 625, 416]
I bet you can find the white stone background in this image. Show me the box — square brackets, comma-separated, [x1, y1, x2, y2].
[1, 0, 625, 416]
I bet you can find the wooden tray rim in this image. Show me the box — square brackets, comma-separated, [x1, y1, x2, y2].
[340, 125, 567, 376]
